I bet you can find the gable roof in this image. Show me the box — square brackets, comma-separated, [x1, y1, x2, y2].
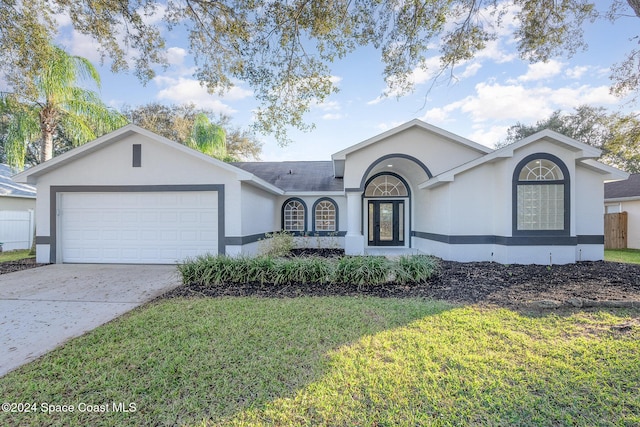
[0, 164, 36, 199]
[232, 161, 343, 192]
[605, 173, 640, 200]
[12, 124, 284, 195]
[331, 119, 492, 177]
[420, 129, 627, 189]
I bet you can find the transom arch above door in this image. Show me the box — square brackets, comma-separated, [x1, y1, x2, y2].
[364, 172, 410, 197]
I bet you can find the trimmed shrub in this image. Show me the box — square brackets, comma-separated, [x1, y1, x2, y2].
[333, 256, 392, 286]
[258, 231, 295, 258]
[394, 255, 440, 284]
[179, 253, 439, 287]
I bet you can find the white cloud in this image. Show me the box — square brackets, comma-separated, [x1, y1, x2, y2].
[322, 113, 344, 120]
[460, 62, 482, 79]
[422, 106, 454, 124]
[468, 125, 511, 148]
[430, 81, 618, 125]
[566, 65, 589, 79]
[315, 100, 341, 111]
[154, 76, 252, 113]
[517, 60, 565, 82]
[64, 31, 104, 64]
[375, 121, 405, 132]
[166, 47, 187, 66]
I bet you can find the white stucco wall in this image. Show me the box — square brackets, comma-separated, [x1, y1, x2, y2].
[342, 126, 487, 189]
[575, 166, 605, 236]
[234, 182, 279, 256]
[30, 132, 249, 262]
[413, 138, 608, 264]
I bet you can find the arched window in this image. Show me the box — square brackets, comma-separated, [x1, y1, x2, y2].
[313, 198, 337, 232]
[365, 173, 409, 197]
[513, 154, 569, 234]
[282, 198, 306, 232]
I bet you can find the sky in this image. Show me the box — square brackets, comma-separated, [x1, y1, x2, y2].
[54, 3, 639, 162]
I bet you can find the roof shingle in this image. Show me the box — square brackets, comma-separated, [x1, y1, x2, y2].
[0, 164, 36, 198]
[232, 161, 343, 192]
[605, 174, 640, 199]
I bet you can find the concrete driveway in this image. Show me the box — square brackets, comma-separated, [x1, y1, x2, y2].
[0, 264, 181, 377]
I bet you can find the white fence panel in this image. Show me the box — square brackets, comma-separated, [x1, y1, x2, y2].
[0, 210, 34, 251]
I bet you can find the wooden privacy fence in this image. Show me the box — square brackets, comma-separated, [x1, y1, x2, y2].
[604, 212, 627, 249]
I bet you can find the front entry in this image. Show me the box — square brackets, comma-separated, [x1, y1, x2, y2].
[368, 200, 405, 246]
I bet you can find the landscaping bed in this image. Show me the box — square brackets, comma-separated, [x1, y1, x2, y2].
[169, 256, 640, 310]
[0, 258, 45, 275]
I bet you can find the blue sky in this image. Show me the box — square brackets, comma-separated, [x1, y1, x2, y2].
[54, 3, 638, 161]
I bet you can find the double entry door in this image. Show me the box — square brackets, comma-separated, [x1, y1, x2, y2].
[368, 200, 405, 246]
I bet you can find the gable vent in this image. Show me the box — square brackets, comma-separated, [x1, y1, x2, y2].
[133, 144, 141, 167]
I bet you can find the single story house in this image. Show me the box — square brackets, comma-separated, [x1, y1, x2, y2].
[14, 119, 627, 265]
[1, 163, 36, 251]
[605, 173, 640, 249]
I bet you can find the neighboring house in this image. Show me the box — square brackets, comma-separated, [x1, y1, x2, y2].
[14, 120, 627, 265]
[0, 163, 36, 251]
[605, 173, 640, 249]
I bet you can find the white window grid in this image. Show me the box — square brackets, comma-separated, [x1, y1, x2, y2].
[283, 200, 305, 231]
[314, 201, 336, 231]
[365, 175, 408, 197]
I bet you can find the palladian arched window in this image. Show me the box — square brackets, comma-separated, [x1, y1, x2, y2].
[313, 198, 337, 232]
[513, 154, 569, 234]
[282, 198, 306, 232]
[364, 174, 409, 197]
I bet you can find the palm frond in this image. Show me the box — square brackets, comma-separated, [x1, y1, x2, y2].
[4, 110, 40, 169]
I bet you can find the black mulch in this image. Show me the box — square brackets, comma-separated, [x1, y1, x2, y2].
[4, 252, 639, 310]
[0, 258, 46, 275]
[164, 258, 640, 309]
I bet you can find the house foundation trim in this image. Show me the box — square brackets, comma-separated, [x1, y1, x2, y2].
[413, 231, 604, 246]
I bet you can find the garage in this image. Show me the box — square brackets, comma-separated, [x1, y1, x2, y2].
[59, 191, 219, 264]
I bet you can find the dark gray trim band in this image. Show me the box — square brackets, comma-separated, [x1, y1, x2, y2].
[50, 185, 225, 263]
[412, 231, 604, 246]
[225, 230, 347, 245]
[35, 236, 51, 244]
[225, 232, 273, 246]
[577, 235, 605, 244]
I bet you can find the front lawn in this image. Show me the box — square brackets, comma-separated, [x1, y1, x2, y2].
[1, 298, 638, 427]
[0, 249, 33, 263]
[606, 248, 640, 265]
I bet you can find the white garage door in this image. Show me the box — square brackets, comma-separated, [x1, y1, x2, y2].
[59, 191, 219, 264]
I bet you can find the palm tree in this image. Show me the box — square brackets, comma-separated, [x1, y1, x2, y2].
[187, 113, 228, 160]
[1, 45, 127, 169]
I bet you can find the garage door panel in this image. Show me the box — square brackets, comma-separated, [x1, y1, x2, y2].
[60, 191, 219, 264]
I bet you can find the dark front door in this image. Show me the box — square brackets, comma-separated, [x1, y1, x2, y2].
[368, 200, 405, 246]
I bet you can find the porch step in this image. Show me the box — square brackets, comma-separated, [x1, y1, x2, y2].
[364, 248, 424, 259]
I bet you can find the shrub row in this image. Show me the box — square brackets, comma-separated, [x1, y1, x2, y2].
[178, 254, 439, 287]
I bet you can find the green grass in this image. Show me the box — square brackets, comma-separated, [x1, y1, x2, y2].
[1, 298, 638, 427]
[605, 248, 640, 264]
[0, 249, 34, 262]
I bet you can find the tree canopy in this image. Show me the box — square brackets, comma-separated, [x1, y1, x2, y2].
[1, 1, 639, 143]
[500, 105, 640, 173]
[123, 103, 262, 161]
